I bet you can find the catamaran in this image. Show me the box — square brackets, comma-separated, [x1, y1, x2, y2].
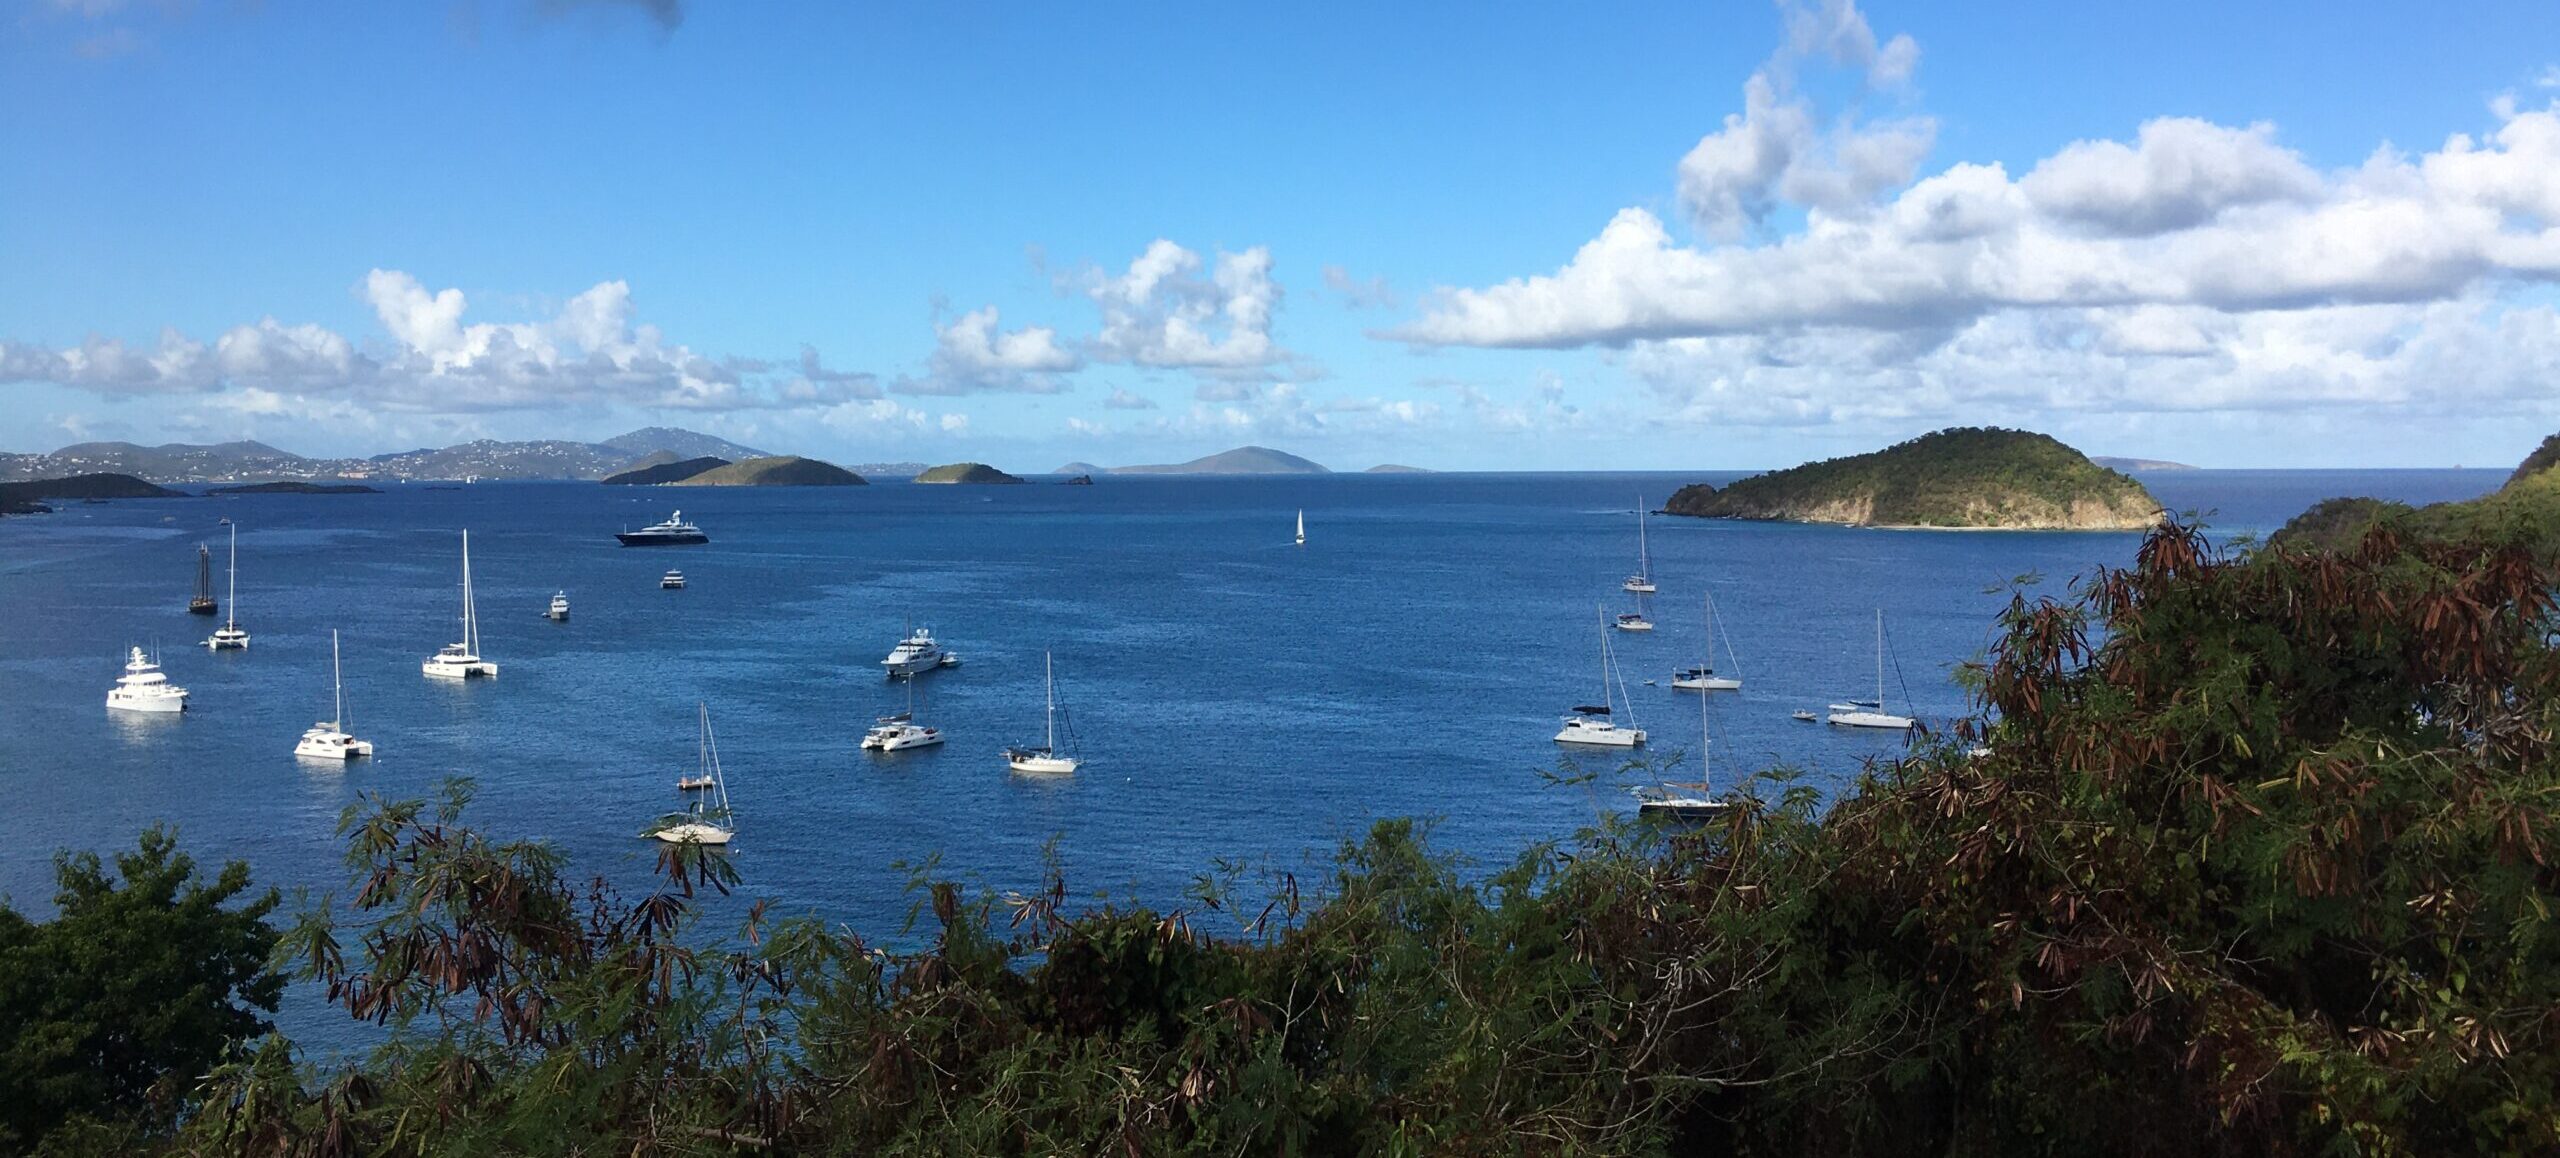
[295, 629, 374, 760]
[1623, 497, 1656, 594]
[1828, 609, 1915, 730]
[1636, 648, 1729, 819]
[188, 543, 218, 616]
[1671, 589, 1744, 690]
[654, 703, 735, 845]
[1005, 651, 1080, 774]
[862, 675, 945, 752]
[423, 530, 499, 679]
[204, 519, 250, 649]
[106, 647, 188, 713]
[1558, 606, 1646, 747]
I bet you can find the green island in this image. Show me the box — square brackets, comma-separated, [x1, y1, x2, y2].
[7, 508, 2556, 1154]
[0, 472, 179, 515]
[2273, 432, 2560, 558]
[203, 481, 380, 495]
[601, 455, 730, 485]
[665, 455, 867, 487]
[913, 462, 1025, 485]
[1663, 427, 2163, 530]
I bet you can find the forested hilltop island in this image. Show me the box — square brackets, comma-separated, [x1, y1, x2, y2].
[2273, 431, 2560, 556]
[1664, 428, 2164, 530]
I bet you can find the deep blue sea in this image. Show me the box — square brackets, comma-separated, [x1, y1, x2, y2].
[0, 467, 2505, 1053]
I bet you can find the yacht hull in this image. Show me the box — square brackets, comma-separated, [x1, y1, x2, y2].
[106, 693, 187, 713]
[616, 531, 709, 546]
[1672, 675, 1742, 691]
[1555, 720, 1644, 747]
[653, 823, 733, 845]
[423, 660, 499, 679]
[864, 728, 944, 751]
[1007, 751, 1078, 774]
[1827, 710, 1914, 730]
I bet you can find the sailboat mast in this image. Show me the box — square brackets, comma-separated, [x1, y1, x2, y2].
[461, 530, 477, 653]
[225, 520, 238, 628]
[1636, 496, 1649, 579]
[1875, 609, 1886, 711]
[1044, 651, 1058, 750]
[331, 629, 346, 728]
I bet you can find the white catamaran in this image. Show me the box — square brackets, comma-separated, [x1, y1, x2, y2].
[1558, 606, 1646, 747]
[1005, 651, 1080, 774]
[1671, 589, 1744, 691]
[862, 673, 945, 752]
[295, 629, 375, 760]
[423, 530, 499, 679]
[1827, 609, 1915, 730]
[204, 519, 250, 650]
[655, 703, 735, 845]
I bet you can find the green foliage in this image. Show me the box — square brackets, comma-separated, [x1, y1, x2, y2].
[2274, 431, 2560, 558]
[0, 826, 280, 1151]
[1663, 426, 2161, 528]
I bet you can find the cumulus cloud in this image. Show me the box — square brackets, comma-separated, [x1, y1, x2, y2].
[1395, 0, 2560, 430]
[1322, 264, 1397, 309]
[1103, 387, 1159, 410]
[1086, 240, 1285, 371]
[0, 270, 866, 416]
[902, 306, 1079, 395]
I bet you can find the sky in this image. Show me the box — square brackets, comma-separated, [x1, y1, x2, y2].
[3, 0, 2558, 471]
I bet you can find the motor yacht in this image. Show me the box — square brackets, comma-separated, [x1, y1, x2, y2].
[616, 510, 709, 546]
[106, 647, 188, 713]
[661, 570, 686, 590]
[546, 591, 570, 621]
[880, 627, 958, 677]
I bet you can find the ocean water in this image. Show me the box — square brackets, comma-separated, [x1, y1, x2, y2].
[0, 467, 2504, 1049]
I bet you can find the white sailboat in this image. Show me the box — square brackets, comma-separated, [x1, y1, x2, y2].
[1828, 609, 1915, 730]
[1295, 509, 1306, 546]
[295, 630, 374, 760]
[862, 673, 945, 752]
[1557, 606, 1646, 747]
[1622, 497, 1656, 594]
[1671, 589, 1744, 691]
[1637, 651, 1729, 819]
[1005, 651, 1080, 774]
[204, 519, 250, 649]
[106, 647, 188, 713]
[422, 530, 499, 679]
[654, 703, 735, 845]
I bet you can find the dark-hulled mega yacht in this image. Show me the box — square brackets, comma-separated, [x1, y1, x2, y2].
[616, 510, 709, 546]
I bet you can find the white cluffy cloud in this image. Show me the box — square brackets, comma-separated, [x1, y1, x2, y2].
[0, 269, 873, 414]
[1086, 240, 1286, 371]
[1398, 0, 2560, 428]
[904, 306, 1080, 395]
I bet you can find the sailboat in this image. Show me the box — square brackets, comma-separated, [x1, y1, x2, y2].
[654, 703, 735, 845]
[295, 630, 374, 760]
[422, 530, 499, 678]
[188, 544, 218, 616]
[1295, 509, 1306, 546]
[1557, 606, 1646, 747]
[1005, 651, 1080, 774]
[862, 672, 945, 752]
[1827, 609, 1915, 730]
[1622, 497, 1656, 593]
[1637, 651, 1729, 819]
[1671, 590, 1744, 690]
[203, 519, 250, 649]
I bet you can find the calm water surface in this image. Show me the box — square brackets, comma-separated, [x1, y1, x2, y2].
[0, 467, 2503, 1051]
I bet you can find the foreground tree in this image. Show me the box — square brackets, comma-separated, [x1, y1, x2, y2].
[0, 826, 280, 1150]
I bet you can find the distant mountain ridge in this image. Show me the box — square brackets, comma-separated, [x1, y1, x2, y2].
[1055, 446, 1330, 475]
[0, 428, 774, 484]
[2092, 456, 2197, 472]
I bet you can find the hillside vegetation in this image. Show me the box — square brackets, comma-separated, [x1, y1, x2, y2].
[2272, 432, 2560, 557]
[667, 456, 866, 487]
[0, 473, 180, 514]
[602, 456, 729, 485]
[913, 462, 1025, 484]
[1664, 427, 2163, 529]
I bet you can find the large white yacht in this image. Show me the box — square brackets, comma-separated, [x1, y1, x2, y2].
[106, 647, 189, 713]
[423, 530, 499, 679]
[295, 629, 374, 760]
[617, 510, 709, 546]
[205, 519, 250, 650]
[1558, 608, 1645, 748]
[654, 703, 735, 845]
[1005, 651, 1080, 774]
[1828, 609, 1916, 730]
[546, 591, 570, 621]
[880, 627, 959, 677]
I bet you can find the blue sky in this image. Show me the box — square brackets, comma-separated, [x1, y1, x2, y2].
[4, 1, 2558, 470]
